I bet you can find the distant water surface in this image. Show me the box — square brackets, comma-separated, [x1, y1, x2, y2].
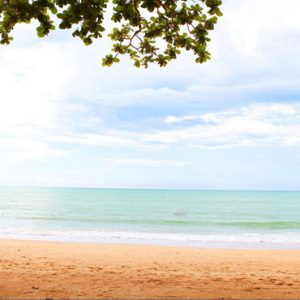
[0, 187, 300, 249]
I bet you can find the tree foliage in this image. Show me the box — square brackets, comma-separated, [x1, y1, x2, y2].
[0, 0, 222, 67]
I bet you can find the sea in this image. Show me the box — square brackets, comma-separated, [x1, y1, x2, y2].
[0, 187, 299, 249]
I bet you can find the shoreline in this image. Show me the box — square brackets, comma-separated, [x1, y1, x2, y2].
[1, 228, 300, 250]
[1, 235, 300, 250]
[3, 236, 300, 250]
[1, 239, 300, 299]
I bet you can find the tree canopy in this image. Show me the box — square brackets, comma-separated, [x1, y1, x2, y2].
[0, 0, 222, 67]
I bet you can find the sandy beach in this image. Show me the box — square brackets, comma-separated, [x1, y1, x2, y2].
[0, 239, 299, 299]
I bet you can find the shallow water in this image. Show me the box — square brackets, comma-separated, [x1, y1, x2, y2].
[0, 187, 299, 249]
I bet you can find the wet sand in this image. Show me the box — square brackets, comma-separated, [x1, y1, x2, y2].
[0, 239, 300, 299]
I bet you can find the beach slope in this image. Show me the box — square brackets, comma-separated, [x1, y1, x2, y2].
[0, 239, 299, 299]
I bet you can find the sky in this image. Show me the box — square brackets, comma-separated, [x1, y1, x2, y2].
[0, 0, 300, 190]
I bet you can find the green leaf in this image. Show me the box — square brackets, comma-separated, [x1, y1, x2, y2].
[0, 0, 223, 67]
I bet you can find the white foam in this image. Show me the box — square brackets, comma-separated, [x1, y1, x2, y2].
[0, 227, 300, 249]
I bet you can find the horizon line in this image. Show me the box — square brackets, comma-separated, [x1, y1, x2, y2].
[0, 185, 299, 193]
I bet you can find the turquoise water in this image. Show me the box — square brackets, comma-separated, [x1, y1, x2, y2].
[0, 187, 300, 249]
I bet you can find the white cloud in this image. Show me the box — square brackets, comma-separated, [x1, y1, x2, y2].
[0, 139, 69, 161]
[1, 0, 300, 164]
[108, 159, 192, 167]
[48, 132, 139, 147]
[0, 32, 78, 161]
[155, 103, 300, 148]
[165, 115, 200, 124]
[17, 103, 300, 153]
[41, 102, 299, 151]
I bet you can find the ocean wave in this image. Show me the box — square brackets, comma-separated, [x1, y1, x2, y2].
[0, 227, 300, 249]
[9, 216, 300, 230]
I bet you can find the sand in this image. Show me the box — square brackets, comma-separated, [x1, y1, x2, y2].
[0, 239, 299, 299]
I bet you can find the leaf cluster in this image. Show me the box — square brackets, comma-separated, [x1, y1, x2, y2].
[0, 0, 222, 67]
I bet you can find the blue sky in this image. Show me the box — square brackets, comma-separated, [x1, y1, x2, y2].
[1, 0, 300, 190]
